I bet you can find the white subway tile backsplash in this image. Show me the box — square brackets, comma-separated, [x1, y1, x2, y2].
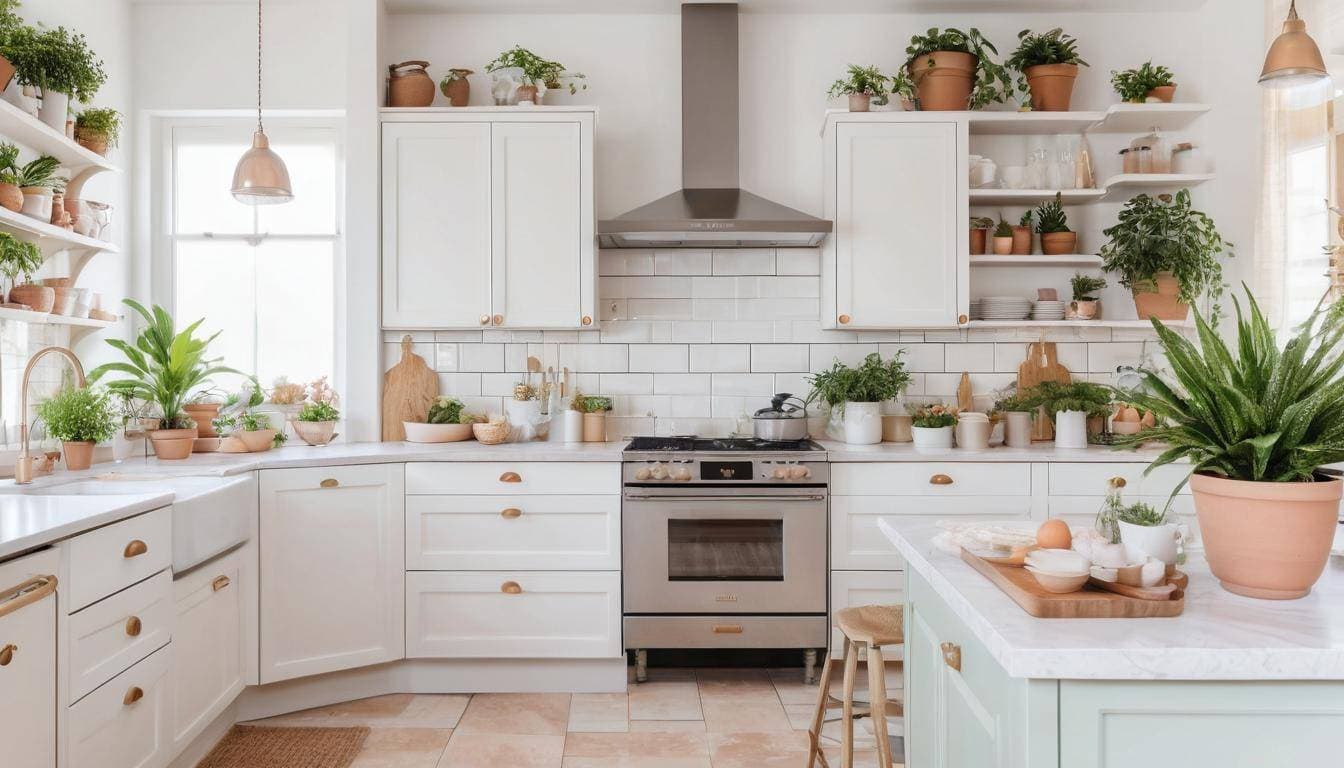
[750, 344, 810, 372]
[481, 330, 512, 343]
[616, 276, 693, 299]
[880, 343, 943, 372]
[600, 320, 672, 343]
[615, 395, 672, 417]
[690, 344, 750, 372]
[692, 299, 738, 321]
[923, 330, 966, 342]
[433, 343, 459, 372]
[711, 396, 749, 418]
[436, 373, 482, 396]
[774, 372, 811, 397]
[599, 374, 656, 395]
[433, 330, 483, 342]
[776, 249, 820, 276]
[504, 344, 527, 373]
[1088, 342, 1143, 374]
[712, 373, 776, 396]
[670, 395, 712, 418]
[628, 298, 693, 320]
[481, 373, 522, 397]
[737, 298, 819, 320]
[809, 343, 879, 368]
[543, 330, 581, 343]
[757, 277, 820, 299]
[460, 343, 505, 372]
[561, 343, 629, 373]
[924, 372, 1017, 398]
[628, 345, 690, 373]
[943, 343, 995, 373]
[384, 331, 435, 343]
[791, 321, 856, 343]
[671, 321, 713, 342]
[712, 249, 776, 275]
[654, 249, 712, 275]
[601, 299, 626, 321]
[691, 276, 756, 299]
[598, 250, 653, 276]
[712, 322, 775, 343]
[383, 341, 435, 372]
[655, 374, 711, 395]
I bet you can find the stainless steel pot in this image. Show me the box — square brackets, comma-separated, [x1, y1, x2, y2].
[753, 393, 809, 441]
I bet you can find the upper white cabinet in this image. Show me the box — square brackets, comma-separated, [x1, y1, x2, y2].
[382, 109, 596, 330]
[822, 116, 966, 329]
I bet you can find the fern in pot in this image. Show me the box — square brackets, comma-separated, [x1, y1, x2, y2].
[807, 352, 910, 445]
[1115, 287, 1344, 599]
[827, 64, 891, 113]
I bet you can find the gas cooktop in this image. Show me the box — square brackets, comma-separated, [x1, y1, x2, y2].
[624, 436, 824, 453]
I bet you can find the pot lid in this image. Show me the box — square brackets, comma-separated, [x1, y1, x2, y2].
[754, 393, 807, 419]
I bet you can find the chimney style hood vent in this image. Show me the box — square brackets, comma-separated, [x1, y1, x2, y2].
[597, 3, 832, 249]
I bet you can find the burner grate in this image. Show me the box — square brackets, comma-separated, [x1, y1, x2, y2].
[624, 436, 822, 453]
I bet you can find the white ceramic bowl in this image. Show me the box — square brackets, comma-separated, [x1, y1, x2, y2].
[403, 422, 474, 443]
[1025, 548, 1089, 574]
[1025, 566, 1090, 594]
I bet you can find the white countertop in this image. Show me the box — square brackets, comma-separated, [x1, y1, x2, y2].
[817, 440, 1168, 463]
[880, 519, 1344, 681]
[0, 491, 173, 561]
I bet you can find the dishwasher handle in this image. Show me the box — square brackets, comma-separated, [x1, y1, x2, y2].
[0, 574, 57, 620]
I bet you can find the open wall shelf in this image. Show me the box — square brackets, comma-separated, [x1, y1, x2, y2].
[970, 254, 1103, 267]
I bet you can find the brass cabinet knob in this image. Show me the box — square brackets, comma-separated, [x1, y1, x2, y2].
[492, 314, 504, 326]
[0, 643, 15, 666]
[123, 686, 144, 706]
[929, 474, 954, 485]
[123, 540, 148, 558]
[712, 625, 744, 634]
[958, 314, 969, 324]
[499, 471, 522, 483]
[320, 478, 339, 488]
[581, 315, 592, 326]
[501, 581, 522, 594]
[212, 575, 232, 592]
[479, 315, 490, 325]
[500, 508, 522, 519]
[941, 642, 962, 671]
[1109, 476, 1127, 488]
[125, 616, 142, 637]
[838, 314, 851, 325]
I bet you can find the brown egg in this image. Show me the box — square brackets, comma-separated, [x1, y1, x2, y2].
[1140, 410, 1157, 428]
[1036, 519, 1073, 550]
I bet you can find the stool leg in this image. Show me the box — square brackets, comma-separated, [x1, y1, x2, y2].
[867, 645, 891, 768]
[806, 653, 836, 768]
[841, 637, 859, 768]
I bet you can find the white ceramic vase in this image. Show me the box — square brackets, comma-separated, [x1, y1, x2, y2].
[563, 409, 583, 443]
[1118, 520, 1180, 566]
[19, 191, 51, 221]
[911, 425, 955, 452]
[1002, 411, 1033, 448]
[1054, 409, 1089, 448]
[38, 89, 68, 132]
[954, 415, 991, 450]
[842, 401, 882, 445]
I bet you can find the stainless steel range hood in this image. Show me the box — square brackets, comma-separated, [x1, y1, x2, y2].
[597, 3, 832, 249]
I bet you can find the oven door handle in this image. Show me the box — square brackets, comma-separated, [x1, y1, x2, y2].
[623, 494, 827, 502]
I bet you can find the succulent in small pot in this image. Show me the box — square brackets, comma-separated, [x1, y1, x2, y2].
[1006, 28, 1088, 112]
[904, 27, 1012, 111]
[991, 217, 1013, 255]
[1110, 61, 1175, 104]
[293, 400, 340, 446]
[969, 216, 993, 255]
[404, 395, 479, 443]
[572, 393, 613, 442]
[1012, 210, 1033, 255]
[807, 352, 911, 445]
[35, 385, 117, 471]
[74, 108, 121, 157]
[827, 64, 890, 113]
[1069, 273, 1107, 320]
[909, 403, 958, 451]
[1034, 192, 1076, 255]
[439, 68, 474, 106]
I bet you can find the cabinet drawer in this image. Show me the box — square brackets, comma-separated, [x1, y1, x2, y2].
[406, 571, 620, 658]
[832, 462, 1031, 496]
[406, 462, 619, 495]
[1049, 495, 1200, 547]
[171, 550, 245, 754]
[65, 507, 171, 612]
[407, 495, 619, 570]
[831, 495, 1032, 570]
[0, 549, 58, 768]
[1047, 462, 1190, 497]
[68, 643, 170, 768]
[68, 570, 172, 703]
[830, 570, 905, 662]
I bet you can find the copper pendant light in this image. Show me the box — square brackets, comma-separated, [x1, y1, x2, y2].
[231, 0, 293, 204]
[1259, 0, 1329, 89]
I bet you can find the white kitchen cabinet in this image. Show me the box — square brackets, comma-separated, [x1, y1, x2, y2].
[259, 465, 405, 684]
[381, 109, 596, 330]
[67, 569, 172, 702]
[0, 549, 59, 768]
[823, 116, 967, 329]
[170, 549, 244, 755]
[406, 494, 620, 571]
[67, 644, 171, 768]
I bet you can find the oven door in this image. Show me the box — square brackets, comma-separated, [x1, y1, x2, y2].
[622, 486, 827, 614]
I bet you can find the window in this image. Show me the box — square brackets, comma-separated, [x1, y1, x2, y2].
[164, 120, 341, 390]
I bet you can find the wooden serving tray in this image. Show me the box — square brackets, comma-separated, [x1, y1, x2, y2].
[960, 549, 1185, 619]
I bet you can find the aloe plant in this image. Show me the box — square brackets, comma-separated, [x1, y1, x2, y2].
[1115, 286, 1344, 486]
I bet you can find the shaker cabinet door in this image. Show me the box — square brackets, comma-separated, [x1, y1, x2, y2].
[382, 122, 493, 328]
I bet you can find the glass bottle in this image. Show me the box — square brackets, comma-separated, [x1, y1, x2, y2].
[1094, 477, 1126, 543]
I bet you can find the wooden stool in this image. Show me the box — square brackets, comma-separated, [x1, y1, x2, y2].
[806, 605, 904, 768]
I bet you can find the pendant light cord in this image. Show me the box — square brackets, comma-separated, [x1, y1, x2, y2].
[256, 0, 263, 133]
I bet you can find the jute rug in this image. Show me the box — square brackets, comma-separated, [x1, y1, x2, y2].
[195, 725, 370, 768]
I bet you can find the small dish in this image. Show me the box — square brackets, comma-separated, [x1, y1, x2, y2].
[1026, 565, 1089, 594]
[1025, 548, 1089, 574]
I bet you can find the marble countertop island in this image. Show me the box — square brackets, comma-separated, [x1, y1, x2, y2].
[881, 518, 1344, 681]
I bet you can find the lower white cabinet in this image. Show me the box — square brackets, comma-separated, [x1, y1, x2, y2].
[406, 494, 620, 570]
[831, 494, 1032, 571]
[406, 571, 621, 658]
[260, 465, 405, 684]
[68, 570, 173, 702]
[170, 549, 245, 755]
[67, 644, 172, 768]
[0, 549, 59, 768]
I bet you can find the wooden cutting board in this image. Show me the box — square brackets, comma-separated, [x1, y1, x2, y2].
[382, 335, 439, 441]
[956, 372, 974, 412]
[1017, 342, 1071, 441]
[960, 549, 1185, 618]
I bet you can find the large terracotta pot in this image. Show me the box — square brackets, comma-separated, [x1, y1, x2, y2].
[440, 68, 473, 106]
[1023, 63, 1079, 111]
[239, 428, 278, 452]
[969, 228, 988, 255]
[516, 84, 539, 104]
[62, 441, 94, 471]
[1147, 84, 1177, 103]
[1190, 473, 1342, 599]
[387, 61, 435, 107]
[0, 181, 21, 212]
[1039, 231, 1077, 255]
[74, 128, 109, 157]
[0, 54, 15, 92]
[183, 403, 222, 437]
[908, 51, 976, 111]
[9, 283, 54, 312]
[148, 428, 197, 460]
[1131, 272, 1189, 321]
[1011, 226, 1032, 255]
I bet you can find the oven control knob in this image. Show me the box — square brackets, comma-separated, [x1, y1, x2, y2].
[789, 466, 810, 480]
[635, 466, 652, 481]
[673, 467, 692, 482]
[773, 467, 789, 480]
[650, 463, 669, 480]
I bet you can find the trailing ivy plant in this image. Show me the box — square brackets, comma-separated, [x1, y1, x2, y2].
[827, 64, 890, 100]
[904, 27, 1012, 110]
[1034, 192, 1070, 233]
[486, 45, 569, 87]
[807, 352, 911, 413]
[1110, 61, 1174, 103]
[1070, 273, 1107, 301]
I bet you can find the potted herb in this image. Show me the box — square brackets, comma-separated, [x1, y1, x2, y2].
[0, 231, 46, 311]
[993, 391, 1034, 448]
[827, 64, 890, 113]
[439, 67, 474, 107]
[1118, 289, 1344, 599]
[0, 0, 24, 92]
[6, 154, 60, 222]
[572, 393, 613, 442]
[4, 25, 106, 131]
[991, 217, 1013, 255]
[485, 46, 569, 104]
[235, 411, 284, 452]
[1034, 192, 1076, 255]
[294, 400, 340, 446]
[1069, 273, 1107, 320]
[1020, 380, 1111, 448]
[1006, 28, 1088, 112]
[1098, 190, 1231, 321]
[1012, 209, 1033, 255]
[1110, 61, 1175, 103]
[904, 28, 1011, 111]
[909, 403, 958, 451]
[538, 59, 586, 103]
[404, 395, 478, 443]
[35, 385, 116, 470]
[0, 141, 20, 211]
[73, 108, 120, 157]
[969, 216, 993, 255]
[887, 69, 916, 110]
[1115, 501, 1180, 568]
[806, 352, 911, 445]
[89, 299, 240, 460]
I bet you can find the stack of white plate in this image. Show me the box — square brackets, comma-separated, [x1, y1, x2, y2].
[979, 296, 1032, 320]
[1032, 300, 1066, 321]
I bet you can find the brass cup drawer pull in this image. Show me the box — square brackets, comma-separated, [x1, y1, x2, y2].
[123, 539, 148, 558]
[712, 625, 744, 634]
[501, 581, 522, 594]
[320, 478, 339, 488]
[212, 575, 232, 592]
[838, 314, 851, 325]
[499, 471, 522, 483]
[500, 508, 522, 519]
[0, 643, 15, 666]
[0, 574, 57, 619]
[941, 641, 961, 671]
[929, 474, 954, 485]
[123, 686, 144, 706]
[125, 616, 142, 637]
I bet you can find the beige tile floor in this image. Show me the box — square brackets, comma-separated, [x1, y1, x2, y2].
[247, 665, 904, 768]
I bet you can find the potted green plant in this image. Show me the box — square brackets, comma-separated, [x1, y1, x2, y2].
[35, 385, 116, 470]
[969, 216, 993, 255]
[439, 67, 474, 107]
[538, 59, 586, 103]
[73, 108, 120, 157]
[1110, 61, 1176, 103]
[89, 299, 240, 460]
[4, 25, 106, 130]
[1005, 28, 1088, 112]
[887, 68, 916, 110]
[0, 141, 20, 211]
[6, 154, 60, 222]
[1069, 273, 1107, 320]
[485, 45, 569, 104]
[0, 231, 46, 311]
[1012, 209, 1033, 255]
[909, 403, 958, 451]
[1116, 289, 1344, 599]
[0, 0, 25, 92]
[1099, 190, 1231, 321]
[904, 28, 1011, 111]
[992, 392, 1034, 448]
[1114, 501, 1180, 568]
[572, 393, 612, 442]
[234, 410, 284, 452]
[1034, 193, 1075, 255]
[807, 352, 911, 445]
[1020, 380, 1112, 448]
[404, 395, 477, 443]
[827, 64, 890, 113]
[991, 217, 1013, 255]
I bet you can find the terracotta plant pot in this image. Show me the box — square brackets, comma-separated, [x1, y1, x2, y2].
[387, 61, 435, 107]
[183, 403, 222, 437]
[969, 228, 988, 255]
[1131, 272, 1189, 321]
[992, 236, 1013, 255]
[847, 93, 871, 112]
[1023, 63, 1079, 112]
[74, 129, 109, 157]
[582, 412, 607, 442]
[1147, 84, 1177, 103]
[239, 428, 278, 452]
[292, 420, 338, 446]
[219, 435, 250, 453]
[1070, 299, 1099, 320]
[1190, 473, 1342, 599]
[516, 84, 539, 104]
[403, 422, 473, 443]
[0, 53, 14, 92]
[0, 181, 21, 212]
[1039, 231, 1077, 255]
[907, 51, 976, 111]
[440, 68, 473, 106]
[1011, 226, 1032, 255]
[148, 428, 197, 460]
[62, 441, 94, 471]
[9, 283, 54, 312]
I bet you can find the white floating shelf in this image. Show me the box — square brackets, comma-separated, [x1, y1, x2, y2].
[970, 254, 1102, 267]
[1100, 173, 1215, 200]
[1090, 103, 1212, 134]
[0, 97, 119, 174]
[0, 205, 120, 255]
[968, 319, 1186, 329]
[0, 306, 115, 329]
[965, 103, 1211, 136]
[51, 314, 116, 329]
[970, 188, 1105, 205]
